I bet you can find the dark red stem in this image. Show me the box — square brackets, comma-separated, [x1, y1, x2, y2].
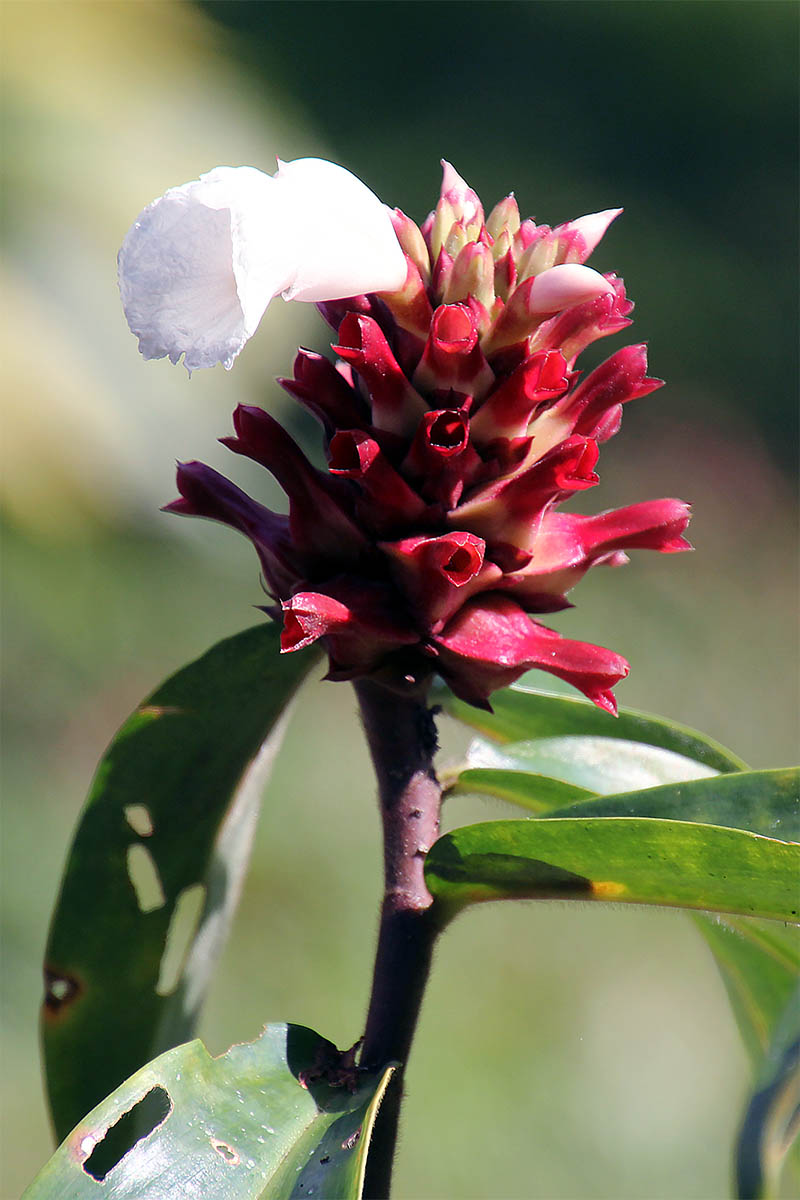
[354, 676, 443, 1197]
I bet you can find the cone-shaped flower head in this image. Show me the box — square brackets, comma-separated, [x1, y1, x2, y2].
[144, 159, 691, 711]
[118, 158, 407, 370]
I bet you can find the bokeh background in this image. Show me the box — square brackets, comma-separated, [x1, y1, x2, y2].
[2, 2, 797, 1196]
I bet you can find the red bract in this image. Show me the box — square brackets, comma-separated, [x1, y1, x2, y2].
[168, 163, 691, 712]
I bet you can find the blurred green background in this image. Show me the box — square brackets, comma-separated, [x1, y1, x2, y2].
[2, 2, 797, 1196]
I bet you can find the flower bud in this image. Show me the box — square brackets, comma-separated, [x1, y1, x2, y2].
[555, 208, 623, 260]
[413, 304, 495, 397]
[483, 266, 615, 356]
[486, 194, 521, 243]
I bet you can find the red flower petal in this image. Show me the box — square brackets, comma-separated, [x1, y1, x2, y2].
[433, 595, 629, 712]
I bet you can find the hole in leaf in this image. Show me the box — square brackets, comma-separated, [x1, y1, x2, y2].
[82, 1086, 171, 1181]
[156, 883, 206, 996]
[211, 1137, 240, 1164]
[126, 844, 166, 912]
[124, 804, 154, 837]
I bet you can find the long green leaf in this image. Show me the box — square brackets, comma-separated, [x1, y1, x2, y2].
[43, 622, 320, 1141]
[434, 680, 748, 772]
[448, 768, 595, 812]
[736, 982, 800, 1199]
[545, 769, 800, 840]
[25, 1024, 393, 1199]
[694, 918, 800, 1198]
[542, 758, 800, 1173]
[459, 734, 718, 801]
[439, 683, 799, 1186]
[425, 818, 800, 922]
[698, 917, 800, 1068]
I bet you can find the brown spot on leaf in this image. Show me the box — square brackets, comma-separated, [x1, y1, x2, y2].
[341, 1127, 361, 1151]
[299, 1038, 363, 1093]
[43, 966, 82, 1019]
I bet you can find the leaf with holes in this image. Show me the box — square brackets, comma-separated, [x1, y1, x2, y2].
[434, 680, 747, 773]
[425, 817, 800, 923]
[42, 622, 321, 1141]
[24, 1023, 393, 1199]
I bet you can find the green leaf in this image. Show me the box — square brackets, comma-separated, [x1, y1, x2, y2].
[546, 769, 800, 841]
[458, 734, 718, 803]
[42, 622, 321, 1142]
[24, 1024, 393, 1200]
[433, 680, 748, 773]
[735, 982, 800, 1199]
[697, 917, 800, 1068]
[425, 818, 800, 923]
[447, 767, 595, 812]
[693, 918, 800, 1197]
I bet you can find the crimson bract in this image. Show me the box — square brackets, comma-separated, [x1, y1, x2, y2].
[123, 159, 691, 712]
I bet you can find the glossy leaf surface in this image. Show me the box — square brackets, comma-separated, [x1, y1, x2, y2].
[459, 734, 718, 801]
[426, 817, 800, 922]
[434, 680, 747, 772]
[43, 623, 320, 1141]
[447, 767, 595, 812]
[25, 1024, 393, 1199]
[545, 768, 799, 839]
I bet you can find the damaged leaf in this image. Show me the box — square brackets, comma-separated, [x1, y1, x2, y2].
[43, 622, 320, 1140]
[25, 1024, 393, 1199]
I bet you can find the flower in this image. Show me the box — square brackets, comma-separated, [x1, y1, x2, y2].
[157, 161, 691, 712]
[118, 158, 407, 370]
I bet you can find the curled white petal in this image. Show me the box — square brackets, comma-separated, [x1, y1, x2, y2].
[275, 158, 407, 302]
[568, 208, 623, 257]
[528, 264, 615, 314]
[119, 167, 290, 371]
[118, 159, 406, 370]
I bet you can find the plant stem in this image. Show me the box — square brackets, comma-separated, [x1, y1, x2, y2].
[354, 675, 443, 1198]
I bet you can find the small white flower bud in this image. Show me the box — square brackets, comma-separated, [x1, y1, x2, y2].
[567, 208, 623, 257]
[528, 263, 615, 315]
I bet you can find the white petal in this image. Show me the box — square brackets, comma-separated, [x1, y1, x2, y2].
[275, 158, 407, 302]
[118, 166, 293, 370]
[528, 264, 615, 314]
[568, 208, 623, 257]
[119, 160, 406, 369]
